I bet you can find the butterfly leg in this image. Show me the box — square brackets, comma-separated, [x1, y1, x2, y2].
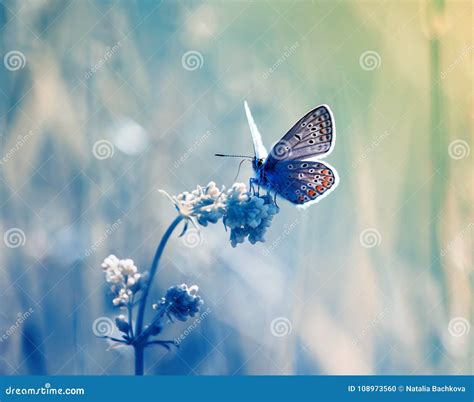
[273, 192, 280, 209]
[249, 178, 261, 196]
[249, 178, 256, 195]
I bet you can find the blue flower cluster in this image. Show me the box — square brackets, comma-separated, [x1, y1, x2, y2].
[224, 184, 279, 247]
[153, 284, 203, 322]
[164, 284, 203, 321]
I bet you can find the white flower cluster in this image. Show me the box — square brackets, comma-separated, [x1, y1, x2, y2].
[163, 182, 279, 247]
[101, 255, 142, 306]
[173, 182, 226, 226]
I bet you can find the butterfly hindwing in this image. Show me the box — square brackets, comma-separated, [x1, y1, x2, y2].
[265, 105, 334, 167]
[264, 160, 338, 206]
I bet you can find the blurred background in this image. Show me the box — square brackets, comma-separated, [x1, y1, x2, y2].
[0, 0, 472, 375]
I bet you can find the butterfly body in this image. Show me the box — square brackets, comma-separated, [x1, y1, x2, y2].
[245, 102, 339, 208]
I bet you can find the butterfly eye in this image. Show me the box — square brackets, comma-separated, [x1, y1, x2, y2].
[257, 159, 264, 168]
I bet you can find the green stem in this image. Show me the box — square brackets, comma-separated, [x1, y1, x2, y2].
[133, 215, 183, 375]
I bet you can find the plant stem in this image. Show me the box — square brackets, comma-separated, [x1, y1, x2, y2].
[128, 303, 134, 339]
[134, 215, 183, 375]
[134, 345, 144, 376]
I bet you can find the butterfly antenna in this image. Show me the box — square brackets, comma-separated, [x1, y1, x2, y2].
[214, 153, 253, 159]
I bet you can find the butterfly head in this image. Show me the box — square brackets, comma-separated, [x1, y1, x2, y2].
[253, 158, 265, 171]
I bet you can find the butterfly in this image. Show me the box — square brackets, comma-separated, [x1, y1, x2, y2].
[217, 102, 339, 209]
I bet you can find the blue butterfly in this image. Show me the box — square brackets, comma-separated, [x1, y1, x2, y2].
[218, 102, 339, 209]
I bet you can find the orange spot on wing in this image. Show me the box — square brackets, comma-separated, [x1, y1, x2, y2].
[298, 195, 305, 203]
[308, 189, 317, 197]
[322, 169, 330, 176]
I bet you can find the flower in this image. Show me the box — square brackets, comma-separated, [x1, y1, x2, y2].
[161, 182, 279, 247]
[224, 184, 279, 247]
[101, 255, 143, 306]
[153, 284, 203, 322]
[159, 182, 226, 226]
[113, 288, 132, 306]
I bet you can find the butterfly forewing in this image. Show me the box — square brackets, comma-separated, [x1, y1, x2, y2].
[265, 160, 338, 205]
[265, 105, 334, 166]
[244, 101, 268, 160]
